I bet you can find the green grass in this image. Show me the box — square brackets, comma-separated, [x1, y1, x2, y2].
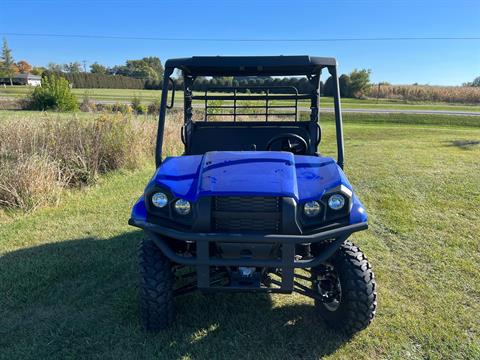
[2, 85, 480, 112]
[1, 113, 480, 359]
[1, 109, 479, 129]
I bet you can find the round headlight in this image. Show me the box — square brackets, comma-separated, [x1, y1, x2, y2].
[174, 199, 191, 215]
[304, 201, 321, 217]
[328, 194, 345, 210]
[151, 192, 168, 208]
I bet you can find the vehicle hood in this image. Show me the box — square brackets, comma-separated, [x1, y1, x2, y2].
[150, 151, 351, 202]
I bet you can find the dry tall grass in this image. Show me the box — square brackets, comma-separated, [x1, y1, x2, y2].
[0, 112, 187, 211]
[367, 84, 480, 104]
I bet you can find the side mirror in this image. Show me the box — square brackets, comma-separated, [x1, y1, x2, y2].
[166, 77, 175, 109]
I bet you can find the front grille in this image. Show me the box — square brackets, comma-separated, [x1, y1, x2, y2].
[212, 196, 282, 233]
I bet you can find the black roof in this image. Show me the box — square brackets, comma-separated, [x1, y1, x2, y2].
[165, 55, 337, 76]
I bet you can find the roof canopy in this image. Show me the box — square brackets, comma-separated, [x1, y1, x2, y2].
[165, 55, 337, 76]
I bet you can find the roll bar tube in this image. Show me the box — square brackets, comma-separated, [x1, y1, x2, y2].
[155, 67, 173, 167]
[156, 64, 345, 170]
[328, 65, 345, 169]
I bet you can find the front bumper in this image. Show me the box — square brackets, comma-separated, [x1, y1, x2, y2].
[129, 218, 367, 292]
[129, 218, 366, 266]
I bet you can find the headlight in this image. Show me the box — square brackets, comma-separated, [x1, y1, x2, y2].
[151, 192, 168, 208]
[304, 201, 321, 217]
[328, 194, 345, 210]
[174, 199, 191, 215]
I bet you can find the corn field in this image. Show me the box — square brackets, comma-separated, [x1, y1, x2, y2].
[367, 84, 480, 104]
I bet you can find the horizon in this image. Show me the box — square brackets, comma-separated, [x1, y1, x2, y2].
[1, 0, 479, 86]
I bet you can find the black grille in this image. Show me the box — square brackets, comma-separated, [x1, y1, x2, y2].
[212, 196, 282, 233]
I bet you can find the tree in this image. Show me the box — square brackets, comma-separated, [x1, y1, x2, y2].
[110, 57, 164, 81]
[90, 62, 108, 74]
[1, 38, 15, 85]
[471, 76, 480, 87]
[16, 60, 32, 74]
[339, 74, 351, 97]
[141, 56, 164, 78]
[348, 69, 371, 98]
[47, 62, 63, 72]
[31, 66, 46, 76]
[322, 76, 334, 96]
[63, 62, 82, 73]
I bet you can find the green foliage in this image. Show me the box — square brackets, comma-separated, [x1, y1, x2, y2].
[90, 62, 108, 74]
[63, 62, 83, 73]
[28, 75, 78, 111]
[43, 71, 145, 89]
[47, 62, 63, 72]
[191, 76, 317, 94]
[112, 56, 164, 81]
[130, 94, 145, 114]
[322, 76, 335, 97]
[111, 102, 132, 114]
[30, 66, 46, 76]
[339, 74, 351, 97]
[1, 38, 15, 83]
[206, 99, 224, 115]
[348, 69, 371, 98]
[322, 70, 371, 98]
[141, 57, 164, 78]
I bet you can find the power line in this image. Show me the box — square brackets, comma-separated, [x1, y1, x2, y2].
[1, 32, 479, 42]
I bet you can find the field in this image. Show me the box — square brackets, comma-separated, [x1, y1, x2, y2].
[2, 86, 480, 112]
[367, 83, 480, 104]
[0, 110, 479, 359]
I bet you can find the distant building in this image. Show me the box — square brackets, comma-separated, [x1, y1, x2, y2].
[0, 74, 42, 86]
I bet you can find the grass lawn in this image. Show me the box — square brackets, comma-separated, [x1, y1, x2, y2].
[2, 85, 480, 112]
[0, 114, 479, 359]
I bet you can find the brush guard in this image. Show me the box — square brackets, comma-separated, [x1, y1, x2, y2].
[129, 218, 367, 298]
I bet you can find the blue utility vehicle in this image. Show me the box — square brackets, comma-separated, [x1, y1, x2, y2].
[129, 56, 377, 333]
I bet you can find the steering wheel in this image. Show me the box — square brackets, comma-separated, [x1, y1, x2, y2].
[266, 133, 309, 155]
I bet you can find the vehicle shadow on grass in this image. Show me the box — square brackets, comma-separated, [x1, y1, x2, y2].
[0, 231, 353, 359]
[444, 139, 480, 149]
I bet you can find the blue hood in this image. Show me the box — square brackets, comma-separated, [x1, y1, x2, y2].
[150, 151, 351, 202]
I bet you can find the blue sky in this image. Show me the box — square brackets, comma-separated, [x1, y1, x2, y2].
[2, 0, 479, 85]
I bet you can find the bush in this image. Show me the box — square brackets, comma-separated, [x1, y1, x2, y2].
[28, 75, 78, 111]
[147, 98, 161, 115]
[131, 95, 146, 114]
[95, 103, 113, 112]
[136, 104, 147, 114]
[79, 92, 97, 112]
[112, 103, 132, 114]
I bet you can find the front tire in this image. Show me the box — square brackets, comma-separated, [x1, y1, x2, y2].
[138, 234, 175, 331]
[313, 240, 377, 334]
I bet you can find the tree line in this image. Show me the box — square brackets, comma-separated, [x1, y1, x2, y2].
[7, 36, 478, 98]
[1, 37, 372, 97]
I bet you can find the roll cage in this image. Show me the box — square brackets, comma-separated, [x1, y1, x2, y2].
[156, 56, 345, 168]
